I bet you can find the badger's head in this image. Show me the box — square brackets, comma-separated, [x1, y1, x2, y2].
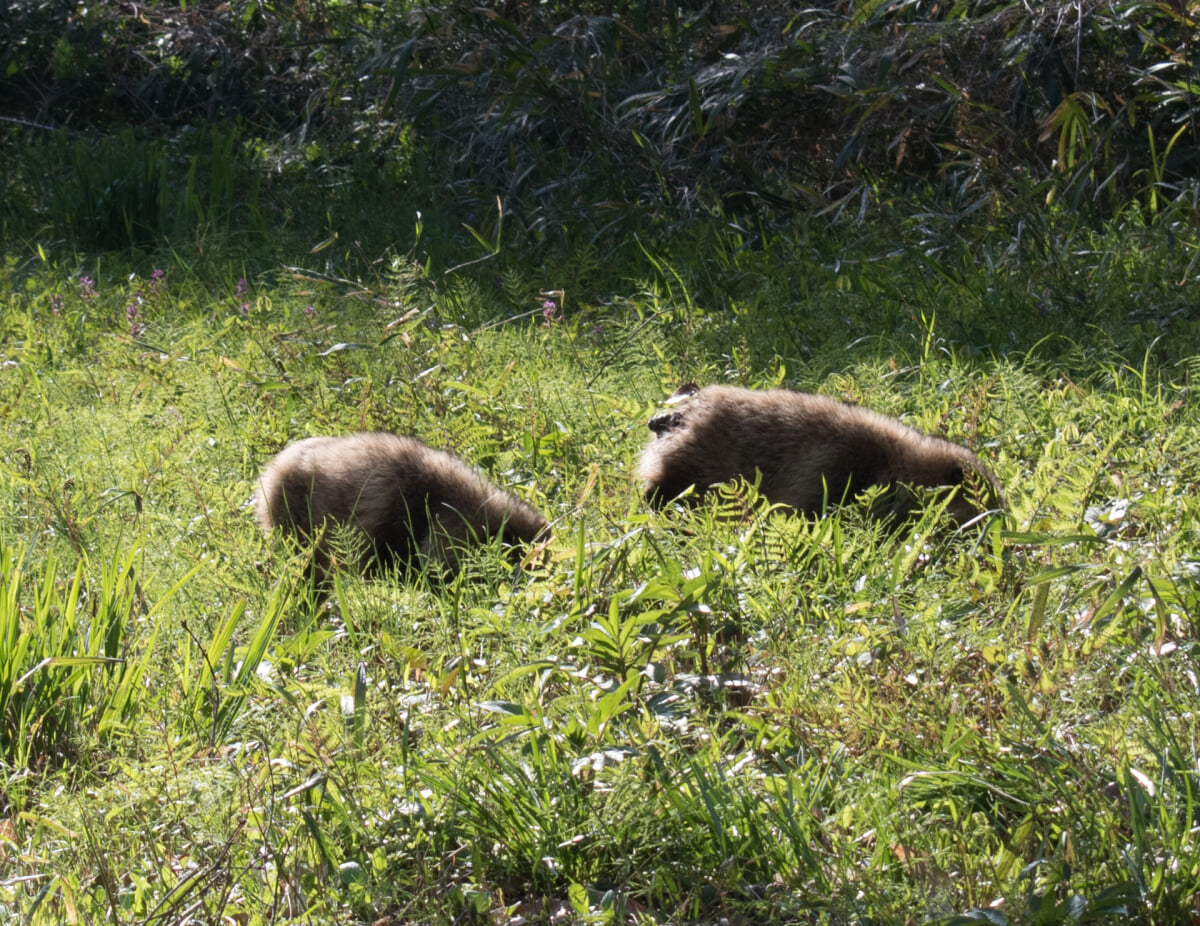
[648, 411, 683, 435]
[646, 382, 700, 436]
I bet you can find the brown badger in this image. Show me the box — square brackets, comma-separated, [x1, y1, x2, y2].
[255, 432, 549, 580]
[638, 384, 1002, 525]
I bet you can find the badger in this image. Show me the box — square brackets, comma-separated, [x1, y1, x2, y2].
[638, 384, 1002, 525]
[254, 432, 549, 581]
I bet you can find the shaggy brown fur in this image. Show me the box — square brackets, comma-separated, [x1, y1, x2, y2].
[255, 432, 549, 581]
[639, 384, 1002, 525]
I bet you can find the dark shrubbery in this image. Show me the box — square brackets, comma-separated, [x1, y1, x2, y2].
[0, 0, 332, 127]
[1, 0, 1198, 254]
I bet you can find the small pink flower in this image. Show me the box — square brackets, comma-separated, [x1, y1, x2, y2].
[126, 299, 144, 338]
[542, 299, 560, 326]
[79, 276, 96, 300]
[147, 269, 166, 301]
[236, 278, 250, 315]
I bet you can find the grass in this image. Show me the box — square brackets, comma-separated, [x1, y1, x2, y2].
[0, 213, 1197, 925]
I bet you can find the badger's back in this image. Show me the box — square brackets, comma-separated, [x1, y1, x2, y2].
[255, 432, 548, 577]
[639, 385, 1000, 523]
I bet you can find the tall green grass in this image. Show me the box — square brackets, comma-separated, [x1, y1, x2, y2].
[0, 542, 139, 772]
[0, 206, 1197, 922]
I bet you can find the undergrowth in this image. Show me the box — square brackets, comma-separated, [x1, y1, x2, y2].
[3, 3, 1199, 920]
[0, 227, 1197, 924]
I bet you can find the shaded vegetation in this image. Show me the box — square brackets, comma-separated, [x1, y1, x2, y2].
[3, 0, 1199, 266]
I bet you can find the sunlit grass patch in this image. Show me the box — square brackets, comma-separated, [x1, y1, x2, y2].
[0, 242, 1197, 923]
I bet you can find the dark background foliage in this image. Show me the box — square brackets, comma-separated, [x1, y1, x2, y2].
[1, 0, 1198, 295]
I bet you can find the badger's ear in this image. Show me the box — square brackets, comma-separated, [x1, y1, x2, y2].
[648, 411, 683, 435]
[666, 382, 700, 404]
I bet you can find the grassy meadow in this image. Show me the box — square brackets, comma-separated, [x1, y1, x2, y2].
[0, 205, 1198, 925]
[3, 1, 1200, 921]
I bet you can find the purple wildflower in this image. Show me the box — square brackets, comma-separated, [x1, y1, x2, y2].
[542, 299, 560, 326]
[79, 276, 96, 300]
[126, 299, 144, 338]
[50, 295, 64, 315]
[147, 269, 166, 301]
[304, 305, 316, 319]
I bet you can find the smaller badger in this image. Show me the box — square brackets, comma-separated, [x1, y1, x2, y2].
[255, 432, 549, 581]
[639, 384, 1002, 525]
